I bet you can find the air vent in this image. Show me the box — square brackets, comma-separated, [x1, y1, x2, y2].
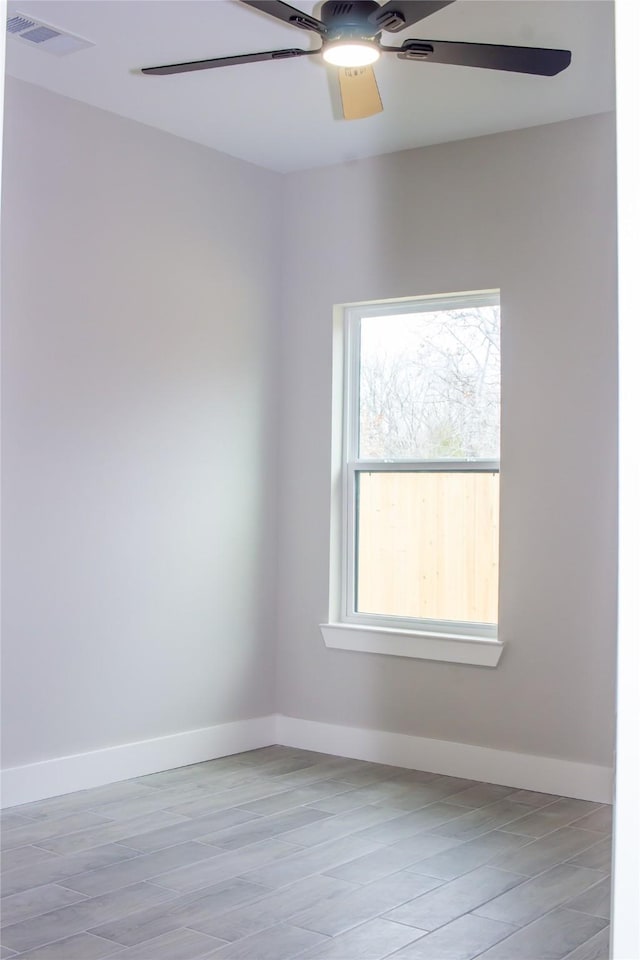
[6, 12, 94, 56]
[6, 14, 36, 33]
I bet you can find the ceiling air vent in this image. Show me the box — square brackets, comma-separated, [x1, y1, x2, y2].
[6, 12, 94, 56]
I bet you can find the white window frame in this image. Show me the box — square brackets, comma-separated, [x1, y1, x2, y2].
[321, 291, 505, 667]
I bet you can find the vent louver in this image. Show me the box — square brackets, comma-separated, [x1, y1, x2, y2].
[6, 15, 36, 33]
[6, 12, 94, 55]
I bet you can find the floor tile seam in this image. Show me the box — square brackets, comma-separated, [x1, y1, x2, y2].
[320, 860, 446, 885]
[472, 890, 583, 923]
[91, 777, 281, 812]
[193, 807, 337, 846]
[472, 900, 611, 955]
[197, 832, 308, 855]
[0, 929, 119, 958]
[0, 814, 46, 829]
[1, 853, 153, 900]
[122, 833, 230, 855]
[125, 837, 307, 892]
[558, 925, 611, 960]
[428, 823, 530, 846]
[169, 871, 365, 925]
[214, 878, 369, 935]
[126, 804, 311, 846]
[163, 785, 316, 818]
[27, 813, 213, 856]
[556, 865, 610, 885]
[279, 810, 413, 845]
[306, 801, 409, 818]
[291, 917, 429, 960]
[181, 923, 233, 945]
[12, 792, 172, 823]
[0, 877, 78, 903]
[249, 867, 367, 896]
[320, 846, 432, 884]
[363, 906, 520, 949]
[432, 788, 556, 811]
[234, 781, 360, 811]
[268, 770, 367, 784]
[285, 879, 439, 934]
[79, 880, 273, 941]
[489, 806, 595, 836]
[0, 885, 94, 926]
[537, 815, 611, 839]
[470, 872, 612, 930]
[419, 806, 555, 840]
[562, 813, 611, 833]
[159, 886, 282, 933]
[97, 924, 225, 958]
[0, 878, 175, 938]
[348, 817, 473, 845]
[1, 816, 122, 853]
[463, 916, 529, 960]
[230, 847, 391, 888]
[383, 818, 534, 847]
[558, 844, 612, 871]
[366, 913, 454, 936]
[561, 905, 611, 922]
[11, 841, 66, 860]
[92, 792, 261, 819]
[473, 804, 577, 833]
[131, 767, 252, 787]
[477, 839, 612, 881]
[56, 839, 220, 883]
[378, 869, 532, 927]
[472, 860, 609, 897]
[380, 913, 522, 960]
[368, 799, 479, 817]
[499, 805, 610, 837]
[526, 824, 611, 843]
[184, 915, 331, 950]
[52, 844, 245, 894]
[404, 859, 534, 884]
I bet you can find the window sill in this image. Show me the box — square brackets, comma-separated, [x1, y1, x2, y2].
[320, 623, 504, 666]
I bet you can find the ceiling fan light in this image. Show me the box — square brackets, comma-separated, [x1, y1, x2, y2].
[322, 41, 380, 68]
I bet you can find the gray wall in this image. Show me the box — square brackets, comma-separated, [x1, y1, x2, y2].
[1, 79, 617, 775]
[278, 113, 618, 766]
[1, 79, 282, 768]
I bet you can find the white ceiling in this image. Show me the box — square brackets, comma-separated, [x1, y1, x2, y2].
[5, 0, 615, 173]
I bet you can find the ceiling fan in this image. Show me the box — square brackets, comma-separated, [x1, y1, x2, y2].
[141, 0, 572, 121]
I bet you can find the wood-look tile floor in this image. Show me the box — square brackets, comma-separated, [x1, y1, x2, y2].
[0, 747, 612, 960]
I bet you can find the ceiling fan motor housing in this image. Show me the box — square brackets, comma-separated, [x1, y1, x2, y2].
[320, 1, 382, 41]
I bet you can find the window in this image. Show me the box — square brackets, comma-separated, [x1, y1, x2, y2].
[322, 291, 504, 666]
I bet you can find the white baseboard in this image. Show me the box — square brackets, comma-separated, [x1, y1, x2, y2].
[275, 715, 613, 804]
[2, 712, 613, 808]
[1, 716, 277, 808]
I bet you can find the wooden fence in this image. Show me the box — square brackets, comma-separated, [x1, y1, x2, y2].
[357, 471, 499, 625]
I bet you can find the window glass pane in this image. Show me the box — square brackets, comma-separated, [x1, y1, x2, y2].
[358, 306, 500, 460]
[356, 471, 499, 625]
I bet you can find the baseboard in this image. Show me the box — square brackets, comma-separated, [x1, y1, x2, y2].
[1, 715, 277, 808]
[2, 712, 613, 808]
[275, 715, 613, 804]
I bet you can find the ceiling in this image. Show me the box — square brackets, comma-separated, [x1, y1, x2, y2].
[5, 0, 616, 173]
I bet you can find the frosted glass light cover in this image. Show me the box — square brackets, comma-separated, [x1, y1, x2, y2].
[322, 43, 380, 67]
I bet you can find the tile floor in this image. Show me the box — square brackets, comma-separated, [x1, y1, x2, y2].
[0, 747, 612, 959]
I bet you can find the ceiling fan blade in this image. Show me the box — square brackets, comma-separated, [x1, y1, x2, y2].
[338, 66, 383, 120]
[370, 1, 455, 33]
[390, 38, 571, 76]
[142, 47, 316, 76]
[238, 0, 327, 34]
